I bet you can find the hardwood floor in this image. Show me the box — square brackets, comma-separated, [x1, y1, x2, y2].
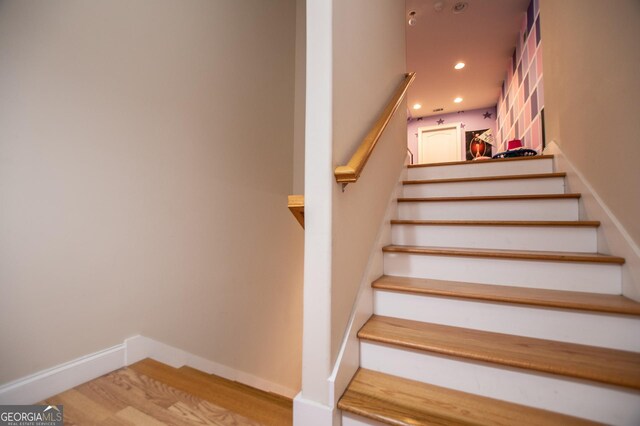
[40, 359, 293, 426]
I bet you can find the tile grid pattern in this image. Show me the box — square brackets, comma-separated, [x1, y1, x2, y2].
[496, 0, 544, 153]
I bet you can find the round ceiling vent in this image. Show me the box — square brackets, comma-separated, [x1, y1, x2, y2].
[452, 1, 469, 14]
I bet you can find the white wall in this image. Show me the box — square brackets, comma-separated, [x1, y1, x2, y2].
[299, 0, 406, 409]
[0, 0, 303, 394]
[300, 0, 334, 407]
[330, 0, 406, 367]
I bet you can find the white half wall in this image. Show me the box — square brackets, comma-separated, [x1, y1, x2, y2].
[299, 0, 406, 413]
[300, 0, 334, 407]
[330, 0, 407, 369]
[328, 166, 407, 412]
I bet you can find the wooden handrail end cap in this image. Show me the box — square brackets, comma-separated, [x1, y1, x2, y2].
[334, 166, 358, 183]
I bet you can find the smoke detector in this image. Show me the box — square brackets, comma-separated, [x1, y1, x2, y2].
[408, 11, 417, 26]
[452, 1, 469, 14]
[433, 1, 445, 12]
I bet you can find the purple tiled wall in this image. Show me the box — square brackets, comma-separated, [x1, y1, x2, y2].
[496, 0, 544, 152]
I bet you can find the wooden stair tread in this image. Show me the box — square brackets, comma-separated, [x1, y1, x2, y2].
[404, 172, 566, 185]
[373, 276, 640, 316]
[338, 369, 596, 426]
[390, 219, 600, 227]
[359, 316, 640, 390]
[398, 193, 580, 202]
[408, 154, 554, 168]
[382, 245, 625, 264]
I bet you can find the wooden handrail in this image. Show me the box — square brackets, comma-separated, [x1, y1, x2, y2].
[334, 72, 416, 184]
[288, 195, 305, 228]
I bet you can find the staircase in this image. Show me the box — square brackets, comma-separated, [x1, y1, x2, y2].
[338, 155, 640, 425]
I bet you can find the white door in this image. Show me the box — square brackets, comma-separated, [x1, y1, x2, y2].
[418, 124, 462, 164]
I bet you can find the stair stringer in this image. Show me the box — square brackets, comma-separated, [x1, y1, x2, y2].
[545, 141, 640, 301]
[327, 164, 408, 423]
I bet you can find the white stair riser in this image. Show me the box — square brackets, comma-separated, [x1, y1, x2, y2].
[402, 177, 565, 198]
[374, 290, 640, 352]
[383, 253, 621, 294]
[342, 413, 387, 426]
[391, 225, 597, 253]
[360, 342, 640, 425]
[397, 199, 578, 221]
[408, 158, 554, 180]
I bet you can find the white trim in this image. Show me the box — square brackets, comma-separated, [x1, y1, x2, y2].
[0, 344, 125, 405]
[294, 158, 408, 426]
[125, 336, 298, 398]
[301, 0, 334, 407]
[293, 392, 339, 426]
[0, 335, 298, 405]
[327, 162, 408, 410]
[343, 412, 387, 426]
[417, 122, 463, 164]
[544, 141, 640, 301]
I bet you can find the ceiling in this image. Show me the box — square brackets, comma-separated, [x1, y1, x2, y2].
[406, 0, 530, 118]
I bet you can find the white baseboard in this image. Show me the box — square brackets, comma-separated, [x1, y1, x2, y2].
[293, 392, 339, 426]
[125, 335, 298, 398]
[0, 335, 298, 405]
[0, 344, 125, 405]
[326, 164, 408, 410]
[342, 412, 387, 426]
[544, 141, 640, 301]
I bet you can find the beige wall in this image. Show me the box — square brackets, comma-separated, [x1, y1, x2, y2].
[0, 0, 303, 393]
[540, 0, 640, 245]
[330, 0, 406, 360]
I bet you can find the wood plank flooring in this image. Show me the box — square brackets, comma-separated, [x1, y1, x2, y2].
[40, 358, 292, 426]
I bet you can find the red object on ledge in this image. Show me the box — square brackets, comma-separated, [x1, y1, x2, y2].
[507, 139, 523, 150]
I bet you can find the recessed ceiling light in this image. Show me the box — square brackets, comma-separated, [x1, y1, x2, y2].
[413, 103, 422, 110]
[452, 1, 469, 14]
[454, 97, 463, 103]
[454, 62, 465, 70]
